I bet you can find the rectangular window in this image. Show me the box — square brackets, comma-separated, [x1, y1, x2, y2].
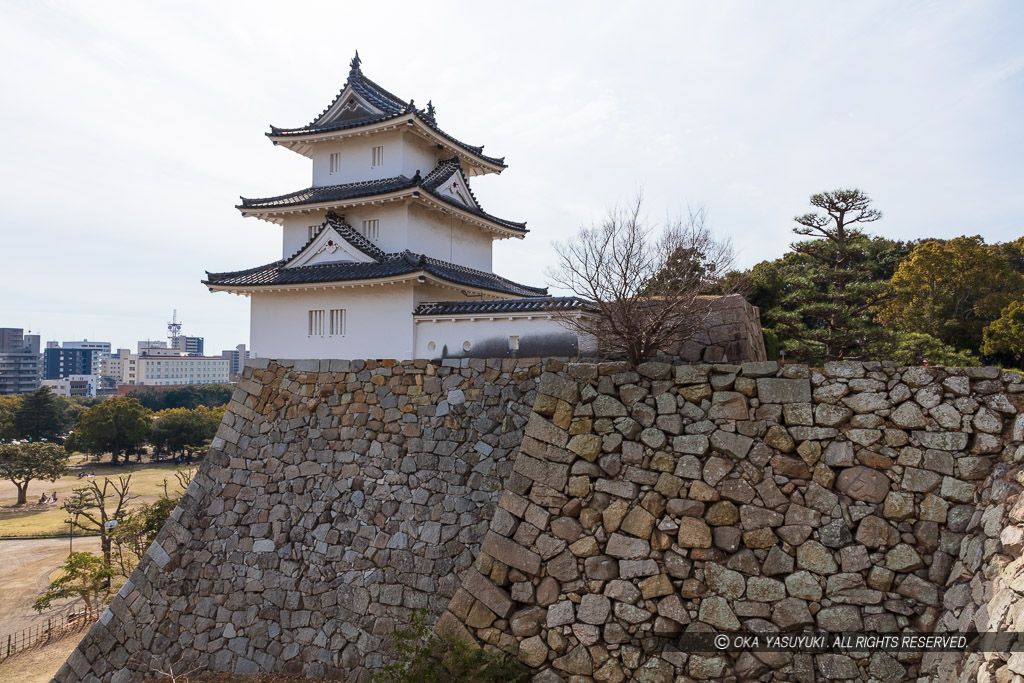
[308, 224, 320, 241]
[329, 152, 341, 174]
[361, 219, 379, 240]
[330, 309, 347, 336]
[371, 145, 384, 167]
[308, 309, 324, 336]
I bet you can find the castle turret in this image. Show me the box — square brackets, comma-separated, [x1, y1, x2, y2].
[206, 53, 587, 360]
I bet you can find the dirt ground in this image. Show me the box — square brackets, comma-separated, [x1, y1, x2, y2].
[0, 630, 85, 683]
[0, 537, 101, 637]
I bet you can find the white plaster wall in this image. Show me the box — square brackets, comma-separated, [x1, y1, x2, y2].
[281, 206, 411, 260]
[406, 204, 493, 271]
[413, 316, 595, 359]
[400, 136, 440, 179]
[250, 286, 417, 360]
[311, 131, 433, 186]
[282, 212, 327, 258]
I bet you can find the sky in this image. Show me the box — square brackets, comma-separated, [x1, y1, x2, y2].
[1, 0, 1022, 354]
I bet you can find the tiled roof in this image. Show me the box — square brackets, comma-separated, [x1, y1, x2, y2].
[285, 213, 387, 263]
[204, 251, 547, 298]
[237, 159, 527, 233]
[267, 52, 505, 168]
[238, 176, 416, 210]
[414, 297, 594, 316]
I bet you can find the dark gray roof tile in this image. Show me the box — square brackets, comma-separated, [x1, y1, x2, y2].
[414, 297, 594, 316]
[268, 53, 505, 168]
[205, 251, 546, 298]
[238, 160, 526, 233]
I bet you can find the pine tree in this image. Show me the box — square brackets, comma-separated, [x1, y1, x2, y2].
[771, 189, 890, 362]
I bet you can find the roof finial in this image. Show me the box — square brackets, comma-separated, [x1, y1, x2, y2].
[426, 100, 436, 120]
[349, 50, 361, 73]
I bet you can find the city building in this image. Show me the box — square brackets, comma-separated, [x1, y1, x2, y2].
[63, 340, 112, 376]
[101, 349, 137, 385]
[138, 341, 168, 354]
[0, 328, 43, 394]
[204, 52, 588, 360]
[172, 336, 204, 356]
[220, 344, 251, 380]
[41, 374, 98, 397]
[104, 347, 229, 387]
[44, 345, 101, 380]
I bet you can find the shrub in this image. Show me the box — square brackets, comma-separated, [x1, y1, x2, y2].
[373, 609, 528, 683]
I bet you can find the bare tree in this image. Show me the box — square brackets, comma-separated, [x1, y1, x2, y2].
[548, 194, 734, 364]
[62, 475, 137, 569]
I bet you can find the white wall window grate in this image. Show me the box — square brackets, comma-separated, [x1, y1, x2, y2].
[361, 219, 379, 240]
[371, 145, 384, 167]
[329, 152, 341, 174]
[330, 309, 347, 336]
[308, 224, 321, 241]
[308, 309, 324, 336]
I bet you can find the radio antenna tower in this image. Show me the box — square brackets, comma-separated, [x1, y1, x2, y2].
[167, 310, 183, 349]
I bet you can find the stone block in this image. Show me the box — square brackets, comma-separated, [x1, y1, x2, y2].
[462, 568, 514, 619]
[756, 377, 812, 403]
[480, 531, 541, 575]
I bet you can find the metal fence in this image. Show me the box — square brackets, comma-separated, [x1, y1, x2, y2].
[0, 608, 97, 661]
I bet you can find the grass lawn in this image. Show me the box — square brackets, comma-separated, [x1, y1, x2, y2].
[0, 457, 196, 538]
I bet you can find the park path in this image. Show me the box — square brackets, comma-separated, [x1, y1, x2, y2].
[0, 537, 101, 637]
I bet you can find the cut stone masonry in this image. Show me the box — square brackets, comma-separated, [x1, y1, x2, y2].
[55, 357, 1024, 682]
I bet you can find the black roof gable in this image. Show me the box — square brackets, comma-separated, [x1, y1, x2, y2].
[237, 159, 527, 233]
[267, 52, 505, 168]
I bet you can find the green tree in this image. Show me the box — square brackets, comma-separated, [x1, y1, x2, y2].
[110, 496, 178, 576]
[127, 384, 234, 412]
[878, 236, 1024, 353]
[373, 609, 528, 683]
[0, 442, 70, 505]
[69, 397, 152, 463]
[770, 189, 891, 361]
[876, 332, 979, 367]
[0, 394, 19, 442]
[33, 551, 112, 614]
[982, 300, 1024, 359]
[13, 387, 69, 442]
[148, 406, 223, 456]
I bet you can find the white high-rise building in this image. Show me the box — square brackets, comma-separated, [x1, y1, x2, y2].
[205, 52, 588, 360]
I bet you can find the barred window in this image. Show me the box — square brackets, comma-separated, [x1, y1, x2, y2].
[361, 219, 379, 240]
[308, 309, 325, 336]
[330, 309, 347, 336]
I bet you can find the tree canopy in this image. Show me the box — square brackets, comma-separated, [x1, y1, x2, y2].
[33, 551, 112, 614]
[877, 236, 1024, 352]
[0, 394, 18, 442]
[0, 442, 69, 505]
[13, 387, 70, 442]
[148, 405, 224, 455]
[126, 384, 234, 411]
[67, 397, 151, 463]
[721, 189, 1024, 367]
[982, 301, 1024, 358]
[766, 189, 895, 361]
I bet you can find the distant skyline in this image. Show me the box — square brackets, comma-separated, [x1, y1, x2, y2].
[2, 1, 1022, 354]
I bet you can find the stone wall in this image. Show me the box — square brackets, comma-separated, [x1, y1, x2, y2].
[54, 357, 548, 682]
[680, 295, 767, 363]
[55, 358, 1024, 682]
[438, 360, 1023, 681]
